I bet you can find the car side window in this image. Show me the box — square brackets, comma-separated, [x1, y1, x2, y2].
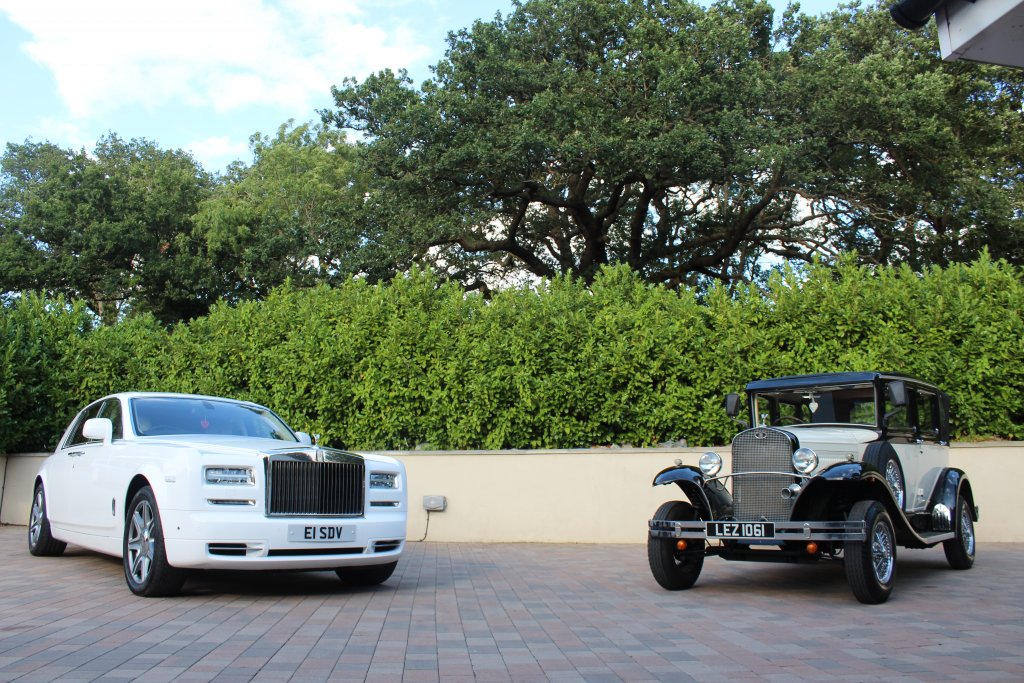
[64, 403, 103, 447]
[914, 391, 940, 441]
[883, 385, 912, 432]
[97, 398, 124, 440]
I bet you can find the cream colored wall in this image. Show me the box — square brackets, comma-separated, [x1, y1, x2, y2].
[398, 448, 705, 544]
[397, 444, 1019, 544]
[1, 446, 1019, 542]
[0, 454, 46, 526]
[949, 444, 1018, 542]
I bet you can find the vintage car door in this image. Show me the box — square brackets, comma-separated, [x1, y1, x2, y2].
[912, 389, 947, 511]
[883, 383, 924, 512]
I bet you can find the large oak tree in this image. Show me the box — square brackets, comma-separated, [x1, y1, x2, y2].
[324, 0, 1023, 289]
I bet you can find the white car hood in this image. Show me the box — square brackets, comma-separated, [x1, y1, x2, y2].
[134, 434, 400, 466]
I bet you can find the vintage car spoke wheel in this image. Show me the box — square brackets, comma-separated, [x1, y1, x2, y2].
[883, 457, 905, 510]
[943, 494, 976, 570]
[844, 500, 896, 604]
[123, 487, 186, 597]
[647, 501, 705, 590]
[335, 561, 399, 587]
[27, 485, 67, 557]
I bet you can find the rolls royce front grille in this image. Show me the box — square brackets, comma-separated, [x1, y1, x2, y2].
[731, 428, 797, 521]
[266, 459, 365, 516]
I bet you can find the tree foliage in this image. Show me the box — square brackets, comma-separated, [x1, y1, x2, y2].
[324, 0, 1023, 290]
[195, 122, 391, 299]
[4, 256, 1021, 454]
[0, 135, 216, 324]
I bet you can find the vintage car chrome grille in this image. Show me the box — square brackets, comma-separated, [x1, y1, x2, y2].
[731, 428, 797, 521]
[266, 458, 365, 516]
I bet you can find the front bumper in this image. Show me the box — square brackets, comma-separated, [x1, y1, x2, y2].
[161, 507, 406, 570]
[650, 519, 867, 542]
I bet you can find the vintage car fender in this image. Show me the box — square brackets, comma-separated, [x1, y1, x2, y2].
[927, 467, 978, 528]
[792, 461, 899, 520]
[792, 462, 973, 547]
[652, 465, 732, 519]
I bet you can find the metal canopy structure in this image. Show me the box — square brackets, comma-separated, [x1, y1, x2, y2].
[891, 0, 1024, 68]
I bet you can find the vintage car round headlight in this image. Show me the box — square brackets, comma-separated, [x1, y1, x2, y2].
[792, 447, 819, 474]
[699, 451, 723, 477]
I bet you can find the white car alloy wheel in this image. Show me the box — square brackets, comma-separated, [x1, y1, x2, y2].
[27, 485, 66, 557]
[123, 487, 186, 597]
[29, 489, 45, 548]
[127, 498, 156, 586]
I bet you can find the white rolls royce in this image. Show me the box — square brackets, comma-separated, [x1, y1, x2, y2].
[28, 393, 407, 597]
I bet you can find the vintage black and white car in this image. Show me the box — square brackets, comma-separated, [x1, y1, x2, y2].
[648, 372, 978, 604]
[29, 393, 407, 597]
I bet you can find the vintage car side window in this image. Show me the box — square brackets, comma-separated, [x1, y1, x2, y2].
[915, 391, 940, 440]
[883, 386, 911, 430]
[65, 403, 103, 447]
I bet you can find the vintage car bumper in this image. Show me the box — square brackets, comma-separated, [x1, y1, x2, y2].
[161, 507, 406, 570]
[650, 518, 867, 542]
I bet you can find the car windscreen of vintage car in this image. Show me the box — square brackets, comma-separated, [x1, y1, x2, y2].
[130, 397, 298, 441]
[752, 383, 877, 427]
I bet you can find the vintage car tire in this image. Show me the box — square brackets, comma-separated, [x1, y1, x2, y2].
[335, 561, 398, 587]
[844, 500, 896, 604]
[942, 494, 976, 570]
[123, 487, 187, 597]
[28, 484, 67, 557]
[647, 501, 705, 591]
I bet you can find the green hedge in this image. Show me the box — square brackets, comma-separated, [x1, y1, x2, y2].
[2, 254, 1022, 454]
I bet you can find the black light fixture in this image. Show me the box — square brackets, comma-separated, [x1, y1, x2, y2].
[889, 0, 950, 29]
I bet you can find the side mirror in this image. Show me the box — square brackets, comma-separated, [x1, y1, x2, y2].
[83, 417, 113, 444]
[295, 431, 314, 445]
[887, 381, 908, 407]
[725, 393, 742, 418]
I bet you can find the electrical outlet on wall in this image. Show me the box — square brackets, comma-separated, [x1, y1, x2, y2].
[422, 495, 447, 511]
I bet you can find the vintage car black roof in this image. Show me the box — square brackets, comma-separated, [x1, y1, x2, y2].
[745, 372, 941, 393]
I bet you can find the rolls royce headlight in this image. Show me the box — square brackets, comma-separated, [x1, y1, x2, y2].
[792, 447, 818, 474]
[699, 451, 723, 477]
[369, 472, 398, 489]
[204, 467, 254, 485]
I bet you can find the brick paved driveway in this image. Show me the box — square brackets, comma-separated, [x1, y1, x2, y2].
[1, 525, 1022, 682]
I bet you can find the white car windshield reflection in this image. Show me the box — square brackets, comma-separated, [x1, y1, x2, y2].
[131, 397, 297, 441]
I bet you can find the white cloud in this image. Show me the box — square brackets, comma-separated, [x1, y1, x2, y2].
[186, 135, 252, 168]
[0, 0, 431, 119]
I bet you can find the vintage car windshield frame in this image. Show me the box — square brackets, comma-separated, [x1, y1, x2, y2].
[751, 381, 878, 428]
[129, 396, 299, 442]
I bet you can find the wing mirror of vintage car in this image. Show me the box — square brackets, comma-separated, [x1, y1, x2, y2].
[82, 417, 113, 445]
[882, 380, 908, 429]
[887, 381, 908, 407]
[724, 393, 748, 428]
[295, 431, 315, 445]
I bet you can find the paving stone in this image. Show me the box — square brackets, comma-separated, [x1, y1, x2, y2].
[1, 527, 1023, 681]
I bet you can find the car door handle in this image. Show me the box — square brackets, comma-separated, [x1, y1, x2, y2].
[67, 451, 85, 457]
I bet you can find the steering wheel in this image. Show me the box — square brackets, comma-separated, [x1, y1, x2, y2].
[773, 415, 806, 425]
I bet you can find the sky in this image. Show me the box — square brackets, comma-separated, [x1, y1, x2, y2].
[1, 0, 845, 175]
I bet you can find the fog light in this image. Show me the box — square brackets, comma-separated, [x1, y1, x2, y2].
[676, 540, 688, 551]
[806, 542, 819, 555]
